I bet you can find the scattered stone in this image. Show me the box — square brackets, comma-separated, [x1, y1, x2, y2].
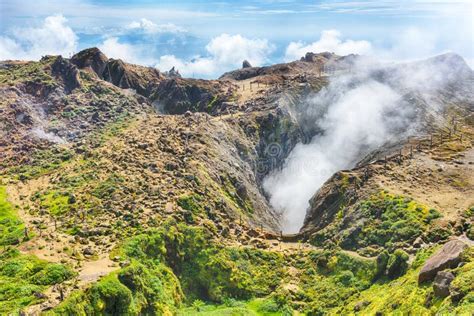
[83, 247, 96, 256]
[33, 291, 48, 299]
[119, 260, 131, 268]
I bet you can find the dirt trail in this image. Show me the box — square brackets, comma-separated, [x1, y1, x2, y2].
[374, 146, 474, 220]
[233, 78, 271, 103]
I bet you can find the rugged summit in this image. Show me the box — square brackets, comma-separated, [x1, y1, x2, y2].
[0, 48, 473, 315]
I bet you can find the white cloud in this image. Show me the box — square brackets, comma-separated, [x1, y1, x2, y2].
[156, 33, 275, 78]
[0, 14, 78, 61]
[376, 27, 440, 62]
[98, 37, 159, 65]
[126, 18, 186, 34]
[285, 30, 372, 61]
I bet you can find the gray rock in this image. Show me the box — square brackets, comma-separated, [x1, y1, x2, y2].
[433, 271, 455, 298]
[83, 247, 96, 256]
[242, 60, 252, 68]
[413, 236, 424, 248]
[119, 260, 131, 268]
[418, 240, 467, 283]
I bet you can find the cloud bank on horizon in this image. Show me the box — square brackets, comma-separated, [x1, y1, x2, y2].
[0, 0, 472, 78]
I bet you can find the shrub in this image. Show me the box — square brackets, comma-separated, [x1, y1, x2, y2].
[337, 271, 355, 286]
[0, 187, 24, 246]
[375, 250, 389, 280]
[32, 263, 75, 285]
[386, 249, 409, 279]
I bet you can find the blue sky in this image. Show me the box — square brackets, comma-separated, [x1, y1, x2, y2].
[1, 0, 473, 78]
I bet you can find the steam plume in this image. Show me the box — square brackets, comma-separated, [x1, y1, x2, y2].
[263, 54, 472, 233]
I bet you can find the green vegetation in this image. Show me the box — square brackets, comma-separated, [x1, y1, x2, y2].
[0, 186, 25, 245]
[0, 59, 57, 88]
[54, 222, 291, 314]
[5, 148, 73, 180]
[206, 95, 218, 112]
[53, 261, 182, 315]
[92, 174, 125, 199]
[355, 191, 441, 249]
[311, 191, 443, 252]
[177, 298, 291, 315]
[37, 190, 72, 216]
[334, 246, 474, 315]
[0, 248, 75, 314]
[51, 221, 415, 315]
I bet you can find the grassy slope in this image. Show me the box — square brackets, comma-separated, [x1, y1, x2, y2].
[0, 185, 25, 246]
[0, 186, 75, 313]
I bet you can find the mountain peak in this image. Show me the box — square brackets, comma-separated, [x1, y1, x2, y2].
[70, 47, 109, 77]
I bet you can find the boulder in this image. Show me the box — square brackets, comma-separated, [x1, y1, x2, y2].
[433, 271, 455, 298]
[242, 60, 252, 68]
[418, 239, 467, 283]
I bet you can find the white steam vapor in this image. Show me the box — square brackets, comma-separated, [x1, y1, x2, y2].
[263, 55, 472, 233]
[31, 127, 66, 144]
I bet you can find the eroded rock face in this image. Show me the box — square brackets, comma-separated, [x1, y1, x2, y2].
[418, 240, 467, 283]
[51, 56, 81, 93]
[70, 47, 108, 78]
[300, 171, 360, 235]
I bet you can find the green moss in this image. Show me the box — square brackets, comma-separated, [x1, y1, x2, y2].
[37, 191, 72, 216]
[206, 95, 218, 112]
[0, 249, 75, 314]
[0, 186, 25, 246]
[177, 194, 204, 213]
[386, 249, 409, 279]
[331, 246, 473, 315]
[342, 191, 441, 250]
[54, 261, 183, 315]
[51, 221, 468, 315]
[176, 297, 293, 316]
[5, 148, 73, 180]
[92, 174, 125, 199]
[32, 263, 75, 285]
[0, 60, 57, 88]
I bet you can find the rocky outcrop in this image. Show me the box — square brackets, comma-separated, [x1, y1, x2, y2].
[418, 240, 467, 283]
[164, 66, 181, 78]
[301, 171, 360, 235]
[150, 78, 231, 114]
[70, 47, 108, 78]
[51, 56, 81, 93]
[71, 48, 165, 97]
[102, 59, 164, 96]
[242, 60, 252, 68]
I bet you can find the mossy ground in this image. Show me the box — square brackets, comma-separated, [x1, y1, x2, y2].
[311, 190, 444, 253]
[334, 247, 474, 315]
[0, 59, 57, 88]
[50, 220, 430, 315]
[0, 248, 75, 314]
[0, 185, 25, 245]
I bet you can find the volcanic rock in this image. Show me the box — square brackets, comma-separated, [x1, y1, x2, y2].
[418, 239, 467, 283]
